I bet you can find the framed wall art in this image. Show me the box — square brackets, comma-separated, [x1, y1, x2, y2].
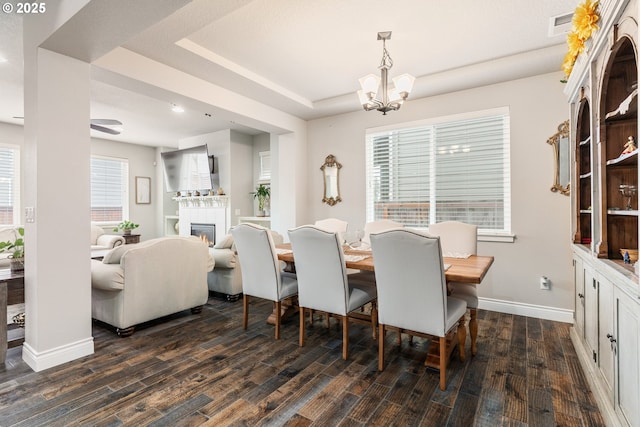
[135, 176, 151, 204]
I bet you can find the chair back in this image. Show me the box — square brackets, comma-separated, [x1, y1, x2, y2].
[288, 225, 348, 315]
[362, 219, 403, 245]
[428, 221, 477, 257]
[370, 229, 448, 336]
[314, 218, 348, 243]
[232, 223, 282, 301]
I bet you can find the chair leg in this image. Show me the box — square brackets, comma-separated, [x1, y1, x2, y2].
[439, 336, 447, 391]
[326, 313, 331, 329]
[243, 294, 249, 330]
[470, 308, 478, 356]
[342, 316, 349, 360]
[457, 315, 466, 362]
[275, 300, 281, 340]
[299, 307, 305, 347]
[370, 300, 378, 340]
[378, 324, 385, 371]
[397, 331, 402, 346]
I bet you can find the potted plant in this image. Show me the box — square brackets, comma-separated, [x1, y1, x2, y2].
[251, 184, 270, 217]
[0, 227, 24, 272]
[113, 220, 139, 236]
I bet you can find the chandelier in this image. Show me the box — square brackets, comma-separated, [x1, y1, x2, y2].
[357, 31, 415, 115]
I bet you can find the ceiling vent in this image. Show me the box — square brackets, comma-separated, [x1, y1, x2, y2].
[548, 12, 574, 37]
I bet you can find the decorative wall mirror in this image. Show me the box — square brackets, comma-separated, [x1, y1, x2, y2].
[547, 120, 570, 195]
[321, 154, 342, 206]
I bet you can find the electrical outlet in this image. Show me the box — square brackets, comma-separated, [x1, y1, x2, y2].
[540, 276, 551, 290]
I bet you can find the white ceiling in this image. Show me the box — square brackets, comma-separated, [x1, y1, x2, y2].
[0, 0, 577, 147]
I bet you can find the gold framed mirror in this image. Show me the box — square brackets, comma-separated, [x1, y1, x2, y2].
[321, 154, 342, 205]
[547, 120, 570, 196]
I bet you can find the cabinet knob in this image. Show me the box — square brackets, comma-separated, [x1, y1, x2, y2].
[578, 293, 584, 299]
[606, 333, 616, 343]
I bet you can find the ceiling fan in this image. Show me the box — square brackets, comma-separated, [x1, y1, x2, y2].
[90, 119, 122, 135]
[13, 117, 123, 135]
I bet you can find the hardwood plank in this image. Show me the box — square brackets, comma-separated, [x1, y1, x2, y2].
[417, 401, 451, 426]
[446, 391, 479, 426]
[0, 297, 605, 426]
[346, 383, 390, 423]
[310, 391, 359, 426]
[527, 388, 555, 427]
[503, 375, 527, 422]
[366, 400, 403, 427]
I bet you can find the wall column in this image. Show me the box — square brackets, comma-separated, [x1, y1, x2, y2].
[22, 46, 93, 371]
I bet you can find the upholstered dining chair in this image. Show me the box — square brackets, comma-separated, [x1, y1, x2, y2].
[288, 225, 377, 360]
[362, 219, 403, 246]
[231, 223, 298, 340]
[369, 228, 467, 391]
[428, 220, 480, 355]
[314, 218, 348, 243]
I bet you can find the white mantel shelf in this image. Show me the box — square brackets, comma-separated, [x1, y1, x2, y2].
[172, 195, 229, 208]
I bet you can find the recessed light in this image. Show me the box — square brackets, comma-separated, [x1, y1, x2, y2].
[171, 104, 184, 113]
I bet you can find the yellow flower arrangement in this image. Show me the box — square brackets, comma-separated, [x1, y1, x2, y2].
[562, 0, 600, 80]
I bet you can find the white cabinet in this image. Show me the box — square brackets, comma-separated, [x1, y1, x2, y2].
[597, 275, 615, 403]
[574, 255, 585, 337]
[584, 263, 598, 361]
[567, 2, 640, 425]
[615, 288, 640, 427]
[571, 248, 640, 427]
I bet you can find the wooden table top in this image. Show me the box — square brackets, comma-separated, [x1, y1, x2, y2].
[276, 244, 494, 284]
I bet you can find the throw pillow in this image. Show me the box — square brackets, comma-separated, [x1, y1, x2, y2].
[214, 233, 234, 249]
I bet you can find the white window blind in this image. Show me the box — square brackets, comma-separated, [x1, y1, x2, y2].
[0, 145, 19, 225]
[366, 111, 511, 234]
[91, 156, 128, 222]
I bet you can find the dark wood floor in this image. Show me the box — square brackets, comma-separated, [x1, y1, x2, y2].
[0, 297, 605, 426]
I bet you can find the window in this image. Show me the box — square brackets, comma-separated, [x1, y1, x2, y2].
[0, 145, 20, 225]
[90, 156, 128, 223]
[366, 108, 511, 235]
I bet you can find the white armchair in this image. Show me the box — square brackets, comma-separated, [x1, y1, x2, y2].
[428, 221, 480, 355]
[232, 223, 298, 339]
[288, 225, 377, 360]
[369, 228, 467, 391]
[314, 218, 348, 243]
[362, 219, 403, 246]
[91, 236, 214, 336]
[91, 225, 125, 251]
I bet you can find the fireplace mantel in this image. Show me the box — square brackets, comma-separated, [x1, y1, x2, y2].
[175, 195, 230, 244]
[172, 195, 229, 209]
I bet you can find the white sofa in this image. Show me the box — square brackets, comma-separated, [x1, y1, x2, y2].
[208, 229, 284, 301]
[91, 236, 214, 336]
[0, 226, 22, 268]
[91, 225, 125, 251]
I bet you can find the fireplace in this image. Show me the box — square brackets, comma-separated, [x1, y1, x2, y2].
[191, 223, 216, 247]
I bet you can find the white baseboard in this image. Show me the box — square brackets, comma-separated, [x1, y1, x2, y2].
[22, 337, 94, 372]
[479, 297, 574, 323]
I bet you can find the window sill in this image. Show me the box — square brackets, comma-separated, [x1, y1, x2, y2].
[478, 233, 516, 243]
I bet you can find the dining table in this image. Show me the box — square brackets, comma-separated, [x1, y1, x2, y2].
[272, 243, 494, 369]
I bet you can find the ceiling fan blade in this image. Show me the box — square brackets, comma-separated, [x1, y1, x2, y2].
[90, 119, 122, 126]
[90, 124, 121, 135]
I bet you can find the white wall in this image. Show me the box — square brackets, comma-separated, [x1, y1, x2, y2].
[306, 71, 573, 314]
[90, 138, 158, 240]
[0, 123, 162, 240]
